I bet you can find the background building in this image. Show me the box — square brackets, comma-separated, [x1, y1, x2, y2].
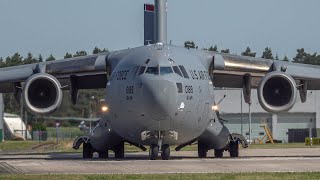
[216, 89, 320, 143]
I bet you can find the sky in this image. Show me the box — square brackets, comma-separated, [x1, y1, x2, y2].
[0, 0, 319, 60]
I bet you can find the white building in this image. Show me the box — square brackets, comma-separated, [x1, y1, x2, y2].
[215, 89, 320, 143]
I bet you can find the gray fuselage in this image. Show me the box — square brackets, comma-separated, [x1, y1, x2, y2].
[105, 45, 216, 146]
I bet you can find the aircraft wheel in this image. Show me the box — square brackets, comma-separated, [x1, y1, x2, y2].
[114, 143, 125, 159]
[198, 142, 207, 158]
[149, 144, 159, 160]
[214, 149, 224, 158]
[161, 144, 170, 160]
[98, 151, 108, 159]
[229, 141, 239, 158]
[83, 142, 93, 159]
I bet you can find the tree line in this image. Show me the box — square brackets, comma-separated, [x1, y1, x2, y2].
[0, 47, 108, 68]
[184, 41, 320, 64]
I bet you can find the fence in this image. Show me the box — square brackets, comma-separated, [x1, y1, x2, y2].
[32, 127, 87, 141]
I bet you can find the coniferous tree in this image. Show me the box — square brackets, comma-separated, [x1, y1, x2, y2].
[64, 53, 72, 59]
[184, 41, 196, 49]
[0, 57, 4, 68]
[261, 47, 274, 59]
[93, 47, 102, 54]
[73, 51, 87, 57]
[283, 56, 289, 62]
[241, 47, 256, 57]
[46, 54, 56, 61]
[293, 48, 308, 64]
[38, 54, 43, 62]
[221, 49, 230, 54]
[101, 48, 108, 53]
[93, 47, 109, 54]
[24, 52, 38, 64]
[208, 45, 218, 52]
[6, 53, 23, 66]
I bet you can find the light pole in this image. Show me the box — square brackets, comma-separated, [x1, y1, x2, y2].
[241, 90, 243, 136]
[249, 102, 252, 145]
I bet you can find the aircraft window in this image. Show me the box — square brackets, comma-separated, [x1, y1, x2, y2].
[138, 66, 146, 75]
[176, 83, 183, 93]
[179, 66, 189, 79]
[173, 66, 183, 77]
[160, 67, 173, 75]
[146, 67, 159, 75]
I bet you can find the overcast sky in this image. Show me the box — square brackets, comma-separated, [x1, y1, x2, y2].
[0, 0, 319, 60]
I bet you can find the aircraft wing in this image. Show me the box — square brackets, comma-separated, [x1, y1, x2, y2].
[0, 48, 135, 115]
[0, 48, 134, 93]
[211, 53, 320, 90]
[198, 51, 320, 112]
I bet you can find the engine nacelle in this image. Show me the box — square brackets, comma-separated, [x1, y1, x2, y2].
[23, 73, 63, 115]
[257, 72, 297, 113]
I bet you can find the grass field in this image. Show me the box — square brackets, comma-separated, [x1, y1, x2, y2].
[1, 173, 320, 180]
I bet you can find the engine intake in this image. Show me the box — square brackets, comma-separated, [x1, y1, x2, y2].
[23, 73, 63, 115]
[257, 72, 297, 113]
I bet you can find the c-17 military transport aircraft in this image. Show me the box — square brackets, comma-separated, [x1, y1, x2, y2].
[1, 0, 320, 160]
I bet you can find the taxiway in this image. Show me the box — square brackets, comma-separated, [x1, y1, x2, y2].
[0, 148, 320, 174]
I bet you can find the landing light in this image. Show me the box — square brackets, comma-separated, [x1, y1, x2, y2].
[212, 105, 219, 111]
[101, 106, 109, 112]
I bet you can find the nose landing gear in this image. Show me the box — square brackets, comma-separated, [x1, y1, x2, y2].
[148, 131, 171, 160]
[161, 144, 170, 160]
[149, 144, 159, 160]
[149, 144, 170, 160]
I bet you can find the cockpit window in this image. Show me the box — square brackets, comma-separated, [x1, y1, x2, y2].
[160, 67, 173, 75]
[173, 66, 183, 77]
[179, 65, 189, 79]
[146, 67, 159, 75]
[138, 66, 146, 75]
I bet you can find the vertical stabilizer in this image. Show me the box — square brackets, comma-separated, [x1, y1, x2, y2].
[144, 4, 155, 45]
[154, 0, 167, 44]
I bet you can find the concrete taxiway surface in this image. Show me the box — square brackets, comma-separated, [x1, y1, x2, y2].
[1, 148, 320, 174]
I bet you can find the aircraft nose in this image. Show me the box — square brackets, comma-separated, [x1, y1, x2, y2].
[141, 78, 177, 121]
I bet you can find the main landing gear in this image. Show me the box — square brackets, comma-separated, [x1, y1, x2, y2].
[198, 141, 225, 158]
[229, 140, 239, 158]
[82, 141, 125, 159]
[83, 141, 94, 159]
[197, 133, 247, 158]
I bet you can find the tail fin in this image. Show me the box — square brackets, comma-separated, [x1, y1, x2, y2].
[144, 0, 168, 45]
[144, 4, 155, 45]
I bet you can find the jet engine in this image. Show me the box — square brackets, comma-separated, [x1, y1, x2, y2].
[257, 72, 297, 113]
[23, 73, 63, 115]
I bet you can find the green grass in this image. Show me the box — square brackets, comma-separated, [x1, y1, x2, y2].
[1, 173, 320, 180]
[0, 141, 39, 151]
[180, 142, 319, 151]
[0, 140, 143, 153]
[248, 143, 315, 149]
[0, 140, 78, 153]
